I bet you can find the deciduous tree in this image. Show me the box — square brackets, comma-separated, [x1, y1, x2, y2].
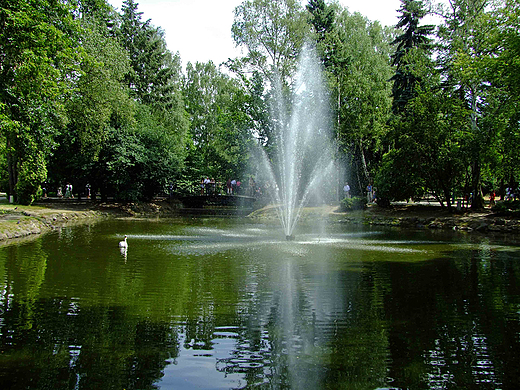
[231, 0, 309, 86]
[0, 0, 81, 203]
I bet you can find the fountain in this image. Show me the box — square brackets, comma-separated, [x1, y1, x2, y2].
[258, 45, 335, 239]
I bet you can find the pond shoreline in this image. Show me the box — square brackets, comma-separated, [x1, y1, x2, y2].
[244, 202, 520, 236]
[0, 198, 519, 244]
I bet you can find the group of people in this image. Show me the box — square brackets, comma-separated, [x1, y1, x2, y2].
[200, 177, 217, 195]
[56, 183, 74, 199]
[505, 186, 519, 202]
[199, 177, 245, 196]
[41, 182, 94, 199]
[198, 176, 261, 197]
[226, 178, 242, 195]
[343, 182, 376, 203]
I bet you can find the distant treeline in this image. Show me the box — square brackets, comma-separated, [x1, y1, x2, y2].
[1, 0, 518, 211]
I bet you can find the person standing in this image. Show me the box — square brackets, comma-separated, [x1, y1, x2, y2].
[343, 182, 351, 199]
[210, 178, 216, 195]
[249, 176, 256, 197]
[204, 177, 211, 195]
[226, 179, 232, 195]
[366, 184, 373, 203]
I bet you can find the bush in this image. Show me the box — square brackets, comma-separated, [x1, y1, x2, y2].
[376, 197, 391, 208]
[340, 196, 367, 211]
[16, 149, 47, 205]
[492, 200, 520, 216]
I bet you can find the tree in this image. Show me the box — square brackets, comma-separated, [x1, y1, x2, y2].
[231, 0, 309, 86]
[390, 0, 435, 114]
[113, 0, 188, 199]
[306, 0, 342, 75]
[0, 0, 81, 203]
[119, 0, 180, 110]
[333, 10, 393, 192]
[480, 0, 520, 196]
[306, 0, 335, 45]
[183, 61, 254, 190]
[437, 0, 501, 208]
[377, 86, 470, 211]
[47, 11, 136, 198]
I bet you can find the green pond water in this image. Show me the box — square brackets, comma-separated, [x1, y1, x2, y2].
[0, 217, 519, 390]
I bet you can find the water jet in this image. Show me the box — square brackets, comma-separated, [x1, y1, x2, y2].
[257, 45, 334, 238]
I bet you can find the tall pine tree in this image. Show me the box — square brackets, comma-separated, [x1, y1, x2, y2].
[119, 0, 178, 110]
[390, 0, 434, 114]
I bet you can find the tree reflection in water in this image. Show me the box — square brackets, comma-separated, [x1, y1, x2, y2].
[0, 221, 519, 389]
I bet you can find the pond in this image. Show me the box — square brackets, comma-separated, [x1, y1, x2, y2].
[0, 217, 519, 389]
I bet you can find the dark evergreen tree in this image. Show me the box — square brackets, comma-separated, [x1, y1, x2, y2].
[306, 0, 337, 69]
[119, 0, 177, 110]
[306, 0, 334, 42]
[390, 0, 434, 114]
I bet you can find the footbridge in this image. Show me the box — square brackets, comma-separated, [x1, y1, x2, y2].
[178, 195, 256, 215]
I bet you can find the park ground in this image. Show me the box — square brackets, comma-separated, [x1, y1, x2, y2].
[0, 195, 519, 245]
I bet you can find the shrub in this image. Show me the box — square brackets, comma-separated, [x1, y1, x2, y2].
[340, 196, 367, 211]
[492, 200, 520, 216]
[16, 149, 47, 205]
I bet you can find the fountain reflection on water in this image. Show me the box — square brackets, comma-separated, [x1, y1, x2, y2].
[151, 223, 430, 388]
[257, 45, 334, 239]
[1, 217, 516, 389]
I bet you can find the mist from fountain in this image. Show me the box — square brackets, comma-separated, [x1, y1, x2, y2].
[258, 45, 334, 239]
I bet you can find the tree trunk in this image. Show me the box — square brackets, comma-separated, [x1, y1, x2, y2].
[469, 83, 485, 210]
[471, 160, 485, 209]
[358, 138, 370, 183]
[443, 187, 452, 213]
[6, 138, 17, 201]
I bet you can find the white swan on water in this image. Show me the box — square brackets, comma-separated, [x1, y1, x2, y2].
[119, 235, 128, 248]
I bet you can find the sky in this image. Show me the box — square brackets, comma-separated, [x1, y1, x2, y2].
[108, 0, 407, 66]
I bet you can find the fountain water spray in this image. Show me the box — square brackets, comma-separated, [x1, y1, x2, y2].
[258, 46, 334, 239]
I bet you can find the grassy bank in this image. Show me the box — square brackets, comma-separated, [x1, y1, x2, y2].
[0, 203, 104, 243]
[0, 198, 519, 246]
[250, 202, 520, 235]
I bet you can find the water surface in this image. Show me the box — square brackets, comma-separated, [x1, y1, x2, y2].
[0, 218, 519, 389]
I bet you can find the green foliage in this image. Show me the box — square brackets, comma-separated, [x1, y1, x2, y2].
[390, 0, 434, 114]
[86, 103, 187, 201]
[183, 61, 254, 186]
[306, 0, 335, 43]
[379, 85, 470, 210]
[340, 196, 367, 211]
[0, 0, 82, 200]
[119, 0, 181, 110]
[16, 140, 47, 205]
[68, 16, 135, 157]
[375, 149, 425, 202]
[483, 0, 520, 192]
[492, 200, 520, 217]
[2, 0, 519, 208]
[231, 0, 309, 85]
[332, 11, 393, 189]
